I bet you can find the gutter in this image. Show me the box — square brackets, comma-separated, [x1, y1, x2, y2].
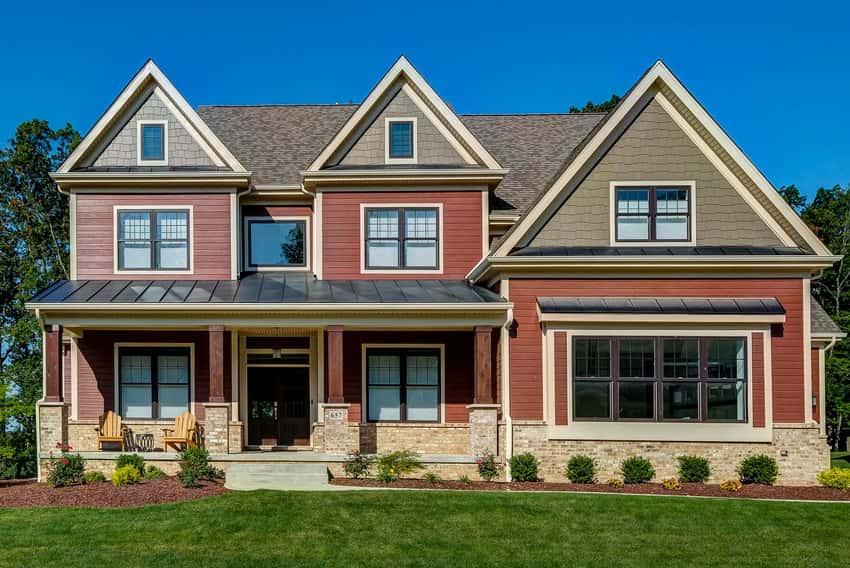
[26, 301, 512, 312]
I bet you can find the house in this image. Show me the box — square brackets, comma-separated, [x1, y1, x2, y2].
[28, 57, 845, 484]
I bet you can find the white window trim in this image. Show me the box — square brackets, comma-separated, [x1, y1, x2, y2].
[137, 120, 168, 166]
[360, 343, 446, 424]
[608, 181, 697, 246]
[384, 117, 418, 164]
[542, 325, 772, 442]
[113, 205, 194, 275]
[359, 202, 444, 275]
[113, 342, 196, 420]
[243, 215, 311, 272]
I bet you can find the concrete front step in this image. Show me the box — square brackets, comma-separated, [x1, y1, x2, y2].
[225, 462, 330, 491]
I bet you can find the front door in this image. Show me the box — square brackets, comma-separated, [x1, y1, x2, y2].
[247, 367, 310, 446]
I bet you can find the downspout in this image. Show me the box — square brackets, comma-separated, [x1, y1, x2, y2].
[501, 280, 513, 481]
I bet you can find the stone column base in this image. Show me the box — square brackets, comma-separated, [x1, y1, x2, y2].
[322, 403, 359, 455]
[467, 404, 500, 457]
[203, 403, 230, 454]
[37, 401, 68, 453]
[228, 421, 244, 453]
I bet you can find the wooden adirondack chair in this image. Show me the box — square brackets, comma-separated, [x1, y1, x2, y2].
[162, 412, 197, 452]
[96, 411, 127, 450]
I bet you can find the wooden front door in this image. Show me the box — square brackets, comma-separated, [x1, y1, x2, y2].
[247, 367, 310, 446]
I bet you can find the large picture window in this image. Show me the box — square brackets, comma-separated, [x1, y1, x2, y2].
[364, 207, 439, 270]
[118, 347, 190, 419]
[246, 218, 306, 269]
[614, 186, 691, 242]
[572, 336, 746, 422]
[117, 209, 189, 270]
[366, 347, 440, 422]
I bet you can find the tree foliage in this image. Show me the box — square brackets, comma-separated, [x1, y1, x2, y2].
[0, 119, 78, 478]
[569, 94, 621, 114]
[781, 184, 850, 449]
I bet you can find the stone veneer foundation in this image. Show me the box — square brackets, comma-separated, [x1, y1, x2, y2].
[510, 422, 829, 485]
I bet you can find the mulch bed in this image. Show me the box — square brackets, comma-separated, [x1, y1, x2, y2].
[0, 477, 229, 508]
[330, 478, 850, 501]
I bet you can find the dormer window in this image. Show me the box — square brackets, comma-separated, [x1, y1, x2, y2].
[138, 121, 168, 165]
[385, 118, 416, 163]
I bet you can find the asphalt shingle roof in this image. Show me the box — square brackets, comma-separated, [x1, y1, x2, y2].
[198, 104, 604, 212]
[811, 298, 844, 335]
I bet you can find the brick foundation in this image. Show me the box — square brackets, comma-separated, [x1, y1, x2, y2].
[321, 404, 359, 455]
[510, 422, 828, 485]
[203, 403, 230, 453]
[358, 423, 470, 454]
[467, 404, 499, 457]
[37, 402, 68, 452]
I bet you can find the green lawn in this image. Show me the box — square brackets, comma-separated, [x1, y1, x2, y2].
[832, 451, 850, 468]
[1, 490, 848, 567]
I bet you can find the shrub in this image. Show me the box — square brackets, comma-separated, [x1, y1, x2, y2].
[112, 464, 141, 487]
[178, 447, 222, 488]
[476, 452, 501, 482]
[661, 477, 682, 491]
[458, 475, 472, 484]
[116, 454, 146, 476]
[738, 454, 778, 485]
[565, 455, 597, 484]
[144, 465, 166, 480]
[720, 479, 743, 492]
[423, 471, 440, 484]
[509, 453, 540, 482]
[606, 478, 624, 488]
[46, 442, 85, 488]
[621, 456, 655, 484]
[817, 468, 850, 490]
[83, 471, 106, 484]
[343, 451, 373, 479]
[677, 455, 710, 483]
[375, 450, 423, 483]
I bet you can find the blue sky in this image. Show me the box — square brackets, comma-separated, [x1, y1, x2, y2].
[1, 0, 848, 199]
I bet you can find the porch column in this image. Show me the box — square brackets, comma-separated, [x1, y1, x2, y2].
[468, 326, 499, 458]
[474, 326, 493, 404]
[44, 324, 63, 402]
[322, 325, 357, 454]
[204, 325, 229, 454]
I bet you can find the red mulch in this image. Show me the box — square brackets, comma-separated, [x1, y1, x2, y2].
[0, 477, 229, 508]
[330, 478, 850, 501]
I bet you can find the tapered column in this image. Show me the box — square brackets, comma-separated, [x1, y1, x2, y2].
[44, 324, 63, 402]
[474, 326, 493, 404]
[208, 325, 225, 403]
[327, 325, 344, 404]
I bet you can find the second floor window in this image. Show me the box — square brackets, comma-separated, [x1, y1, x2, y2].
[246, 219, 306, 269]
[365, 207, 439, 269]
[615, 186, 691, 242]
[117, 209, 189, 271]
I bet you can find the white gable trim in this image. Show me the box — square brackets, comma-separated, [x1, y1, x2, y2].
[307, 56, 501, 171]
[492, 61, 830, 257]
[57, 60, 246, 174]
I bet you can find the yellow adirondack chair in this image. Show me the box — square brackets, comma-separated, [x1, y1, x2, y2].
[96, 411, 127, 450]
[162, 412, 197, 452]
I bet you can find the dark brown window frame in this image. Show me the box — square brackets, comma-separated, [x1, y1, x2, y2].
[364, 207, 440, 270]
[614, 186, 692, 243]
[365, 347, 441, 423]
[117, 209, 190, 271]
[572, 336, 747, 423]
[245, 218, 307, 269]
[118, 346, 191, 420]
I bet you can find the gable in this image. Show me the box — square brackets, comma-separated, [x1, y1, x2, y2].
[337, 87, 465, 166]
[87, 91, 216, 168]
[529, 96, 783, 247]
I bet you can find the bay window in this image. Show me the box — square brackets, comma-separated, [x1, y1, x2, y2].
[366, 347, 440, 422]
[119, 347, 190, 419]
[572, 336, 746, 422]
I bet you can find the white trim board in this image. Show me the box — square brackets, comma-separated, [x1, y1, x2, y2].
[490, 60, 831, 259]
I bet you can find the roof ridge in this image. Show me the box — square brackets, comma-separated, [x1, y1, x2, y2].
[461, 112, 608, 117]
[198, 103, 360, 109]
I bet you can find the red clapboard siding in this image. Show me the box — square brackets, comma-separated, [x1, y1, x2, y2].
[76, 330, 231, 421]
[508, 279, 804, 423]
[752, 333, 765, 427]
[321, 190, 484, 279]
[554, 332, 568, 425]
[812, 348, 820, 424]
[75, 193, 232, 280]
[339, 331, 475, 423]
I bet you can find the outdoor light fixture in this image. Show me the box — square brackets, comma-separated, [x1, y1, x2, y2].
[272, 348, 282, 359]
[812, 394, 818, 407]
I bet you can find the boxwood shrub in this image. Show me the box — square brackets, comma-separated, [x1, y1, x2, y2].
[509, 453, 540, 482]
[738, 454, 778, 485]
[677, 455, 710, 483]
[565, 455, 597, 484]
[621, 456, 655, 484]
